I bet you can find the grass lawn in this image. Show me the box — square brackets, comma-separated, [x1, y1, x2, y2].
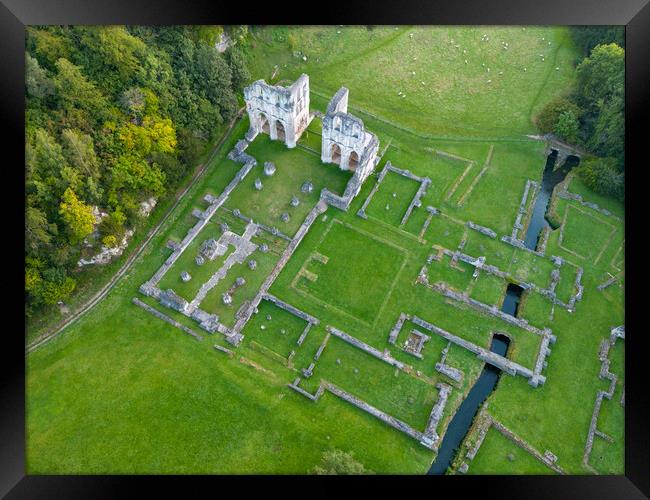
[295, 220, 407, 325]
[242, 299, 309, 359]
[225, 134, 351, 237]
[471, 273, 507, 307]
[248, 26, 577, 138]
[519, 291, 553, 328]
[365, 169, 423, 227]
[507, 248, 555, 288]
[26, 26, 623, 476]
[560, 204, 617, 262]
[467, 426, 557, 474]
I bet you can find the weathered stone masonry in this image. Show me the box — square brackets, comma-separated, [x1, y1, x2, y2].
[411, 315, 549, 387]
[320, 88, 380, 211]
[583, 326, 625, 472]
[244, 74, 311, 148]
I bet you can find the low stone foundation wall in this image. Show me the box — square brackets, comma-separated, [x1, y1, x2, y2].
[411, 315, 547, 387]
[326, 325, 405, 369]
[326, 382, 430, 447]
[466, 221, 497, 239]
[262, 293, 320, 325]
[132, 298, 203, 341]
[229, 200, 328, 344]
[582, 325, 625, 472]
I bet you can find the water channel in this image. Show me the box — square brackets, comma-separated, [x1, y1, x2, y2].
[523, 151, 580, 250]
[427, 287, 519, 475]
[428, 149, 578, 474]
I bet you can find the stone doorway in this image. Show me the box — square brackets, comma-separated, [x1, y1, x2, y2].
[331, 143, 342, 165]
[276, 120, 286, 141]
[348, 151, 359, 172]
[260, 114, 270, 134]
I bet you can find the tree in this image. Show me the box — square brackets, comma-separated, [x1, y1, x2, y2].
[312, 450, 373, 475]
[61, 129, 104, 204]
[225, 48, 251, 90]
[570, 26, 624, 58]
[535, 97, 582, 136]
[53, 58, 108, 127]
[25, 207, 55, 254]
[99, 208, 127, 241]
[74, 26, 146, 93]
[59, 187, 95, 243]
[554, 110, 580, 144]
[33, 268, 76, 306]
[102, 234, 118, 248]
[27, 27, 72, 71]
[193, 44, 238, 121]
[26, 128, 69, 212]
[119, 87, 147, 122]
[190, 25, 224, 47]
[26, 52, 55, 100]
[576, 43, 624, 111]
[577, 157, 624, 201]
[589, 94, 624, 165]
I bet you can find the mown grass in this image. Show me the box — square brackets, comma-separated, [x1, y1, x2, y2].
[248, 26, 577, 137]
[27, 26, 623, 475]
[467, 426, 557, 474]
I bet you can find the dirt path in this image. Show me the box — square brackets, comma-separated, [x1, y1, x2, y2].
[26, 109, 246, 354]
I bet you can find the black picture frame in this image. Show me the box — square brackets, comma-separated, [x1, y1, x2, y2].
[3, 1, 648, 497]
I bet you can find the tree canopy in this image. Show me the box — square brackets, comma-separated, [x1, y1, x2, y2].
[534, 28, 624, 202]
[312, 449, 373, 475]
[25, 25, 251, 318]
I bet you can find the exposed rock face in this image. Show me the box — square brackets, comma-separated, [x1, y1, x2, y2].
[77, 229, 134, 267]
[243, 74, 311, 148]
[139, 197, 157, 217]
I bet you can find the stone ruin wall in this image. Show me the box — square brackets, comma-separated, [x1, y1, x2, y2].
[243, 74, 311, 148]
[321, 87, 379, 184]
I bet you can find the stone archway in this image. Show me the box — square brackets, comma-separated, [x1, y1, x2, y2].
[331, 143, 342, 165]
[276, 120, 286, 142]
[348, 151, 360, 172]
[259, 114, 270, 134]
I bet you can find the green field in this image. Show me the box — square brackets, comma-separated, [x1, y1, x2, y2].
[295, 220, 406, 324]
[466, 426, 557, 475]
[26, 26, 624, 475]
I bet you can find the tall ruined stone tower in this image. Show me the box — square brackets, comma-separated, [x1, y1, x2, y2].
[321, 87, 378, 177]
[243, 74, 310, 148]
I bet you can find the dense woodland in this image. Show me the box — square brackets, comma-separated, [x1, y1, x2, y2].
[535, 27, 625, 200]
[25, 25, 250, 315]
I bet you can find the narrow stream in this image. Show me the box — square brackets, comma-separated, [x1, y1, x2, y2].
[427, 150, 579, 474]
[523, 151, 580, 250]
[428, 286, 522, 475]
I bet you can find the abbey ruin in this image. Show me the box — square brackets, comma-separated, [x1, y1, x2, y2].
[243, 74, 311, 148]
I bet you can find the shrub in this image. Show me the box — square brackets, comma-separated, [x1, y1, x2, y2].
[535, 97, 582, 135]
[576, 157, 624, 201]
[554, 110, 580, 144]
[312, 449, 373, 475]
[102, 234, 118, 248]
